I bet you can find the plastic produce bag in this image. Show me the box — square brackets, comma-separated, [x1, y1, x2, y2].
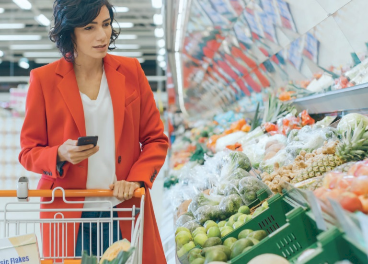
[176, 214, 194, 228]
[285, 126, 337, 161]
[182, 220, 201, 233]
[242, 134, 269, 168]
[193, 205, 220, 224]
[221, 152, 252, 179]
[259, 148, 289, 174]
[218, 194, 244, 218]
[187, 193, 223, 214]
[238, 177, 272, 205]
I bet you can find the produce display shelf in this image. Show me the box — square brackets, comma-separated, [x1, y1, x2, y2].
[222, 193, 302, 241]
[230, 208, 323, 263]
[290, 226, 367, 264]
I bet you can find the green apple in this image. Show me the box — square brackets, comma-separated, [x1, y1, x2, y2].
[238, 205, 251, 215]
[192, 227, 206, 237]
[194, 233, 208, 247]
[175, 231, 192, 249]
[218, 221, 226, 228]
[243, 215, 252, 223]
[225, 220, 235, 227]
[237, 214, 247, 223]
[177, 241, 195, 258]
[233, 221, 243, 230]
[207, 226, 221, 238]
[223, 237, 237, 248]
[221, 228, 233, 238]
[204, 220, 218, 232]
[175, 227, 191, 236]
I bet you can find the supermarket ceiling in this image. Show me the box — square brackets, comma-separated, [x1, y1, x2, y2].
[0, 0, 165, 84]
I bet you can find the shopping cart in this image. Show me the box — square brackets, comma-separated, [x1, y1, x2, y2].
[0, 186, 145, 264]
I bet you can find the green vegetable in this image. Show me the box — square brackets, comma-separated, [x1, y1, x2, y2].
[228, 152, 252, 172]
[190, 144, 207, 165]
[251, 102, 261, 131]
[200, 131, 209, 138]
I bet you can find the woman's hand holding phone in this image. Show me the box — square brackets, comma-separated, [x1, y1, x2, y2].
[57, 139, 99, 165]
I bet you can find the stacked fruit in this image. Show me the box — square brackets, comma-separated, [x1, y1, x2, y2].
[175, 201, 269, 262]
[314, 159, 368, 213]
[176, 224, 268, 264]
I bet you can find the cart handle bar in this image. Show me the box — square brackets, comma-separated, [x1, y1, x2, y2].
[0, 187, 145, 198]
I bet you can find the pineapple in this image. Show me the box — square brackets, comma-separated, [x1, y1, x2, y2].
[292, 120, 368, 183]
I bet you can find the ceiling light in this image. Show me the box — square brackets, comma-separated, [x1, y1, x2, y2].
[157, 39, 165, 48]
[114, 7, 129, 12]
[151, 0, 162, 8]
[157, 55, 164, 62]
[23, 52, 61, 57]
[0, 35, 42, 41]
[155, 28, 164, 38]
[118, 35, 137, 40]
[115, 44, 140, 49]
[159, 61, 166, 68]
[10, 44, 54, 50]
[18, 58, 29, 69]
[158, 48, 166, 56]
[0, 50, 3, 57]
[153, 14, 163, 25]
[12, 0, 32, 10]
[0, 23, 25, 29]
[35, 14, 50, 26]
[0, 8, 4, 14]
[35, 58, 58, 64]
[112, 22, 134, 28]
[109, 51, 143, 57]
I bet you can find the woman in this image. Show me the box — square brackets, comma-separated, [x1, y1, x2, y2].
[18, 0, 168, 262]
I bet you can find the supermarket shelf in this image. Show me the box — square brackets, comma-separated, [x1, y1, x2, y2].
[292, 83, 368, 114]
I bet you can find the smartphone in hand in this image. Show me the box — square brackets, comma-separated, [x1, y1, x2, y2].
[77, 136, 98, 147]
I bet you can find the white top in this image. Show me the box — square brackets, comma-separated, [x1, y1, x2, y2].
[80, 67, 121, 209]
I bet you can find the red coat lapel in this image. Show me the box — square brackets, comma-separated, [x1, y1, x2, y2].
[56, 58, 86, 137]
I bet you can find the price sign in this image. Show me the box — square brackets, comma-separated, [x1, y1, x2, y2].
[329, 198, 363, 243]
[306, 190, 327, 231]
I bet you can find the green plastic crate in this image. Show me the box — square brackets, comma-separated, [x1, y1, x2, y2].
[290, 227, 367, 264]
[229, 208, 323, 263]
[222, 193, 301, 241]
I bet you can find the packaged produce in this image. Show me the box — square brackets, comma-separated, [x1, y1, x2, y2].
[238, 177, 271, 205]
[218, 194, 244, 218]
[220, 152, 252, 179]
[188, 193, 223, 215]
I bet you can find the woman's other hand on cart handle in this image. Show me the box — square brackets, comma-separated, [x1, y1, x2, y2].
[109, 180, 142, 201]
[57, 139, 99, 165]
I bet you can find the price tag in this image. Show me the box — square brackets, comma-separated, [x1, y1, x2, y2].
[306, 190, 327, 231]
[356, 212, 368, 262]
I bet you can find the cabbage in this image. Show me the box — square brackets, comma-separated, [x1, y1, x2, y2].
[337, 113, 368, 133]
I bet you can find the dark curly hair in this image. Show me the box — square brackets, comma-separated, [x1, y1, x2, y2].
[49, 0, 120, 62]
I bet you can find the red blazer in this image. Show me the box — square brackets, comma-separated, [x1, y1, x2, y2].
[19, 54, 169, 263]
